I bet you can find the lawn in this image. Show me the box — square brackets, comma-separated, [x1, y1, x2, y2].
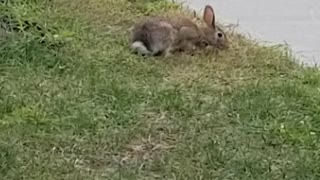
[1, 0, 320, 179]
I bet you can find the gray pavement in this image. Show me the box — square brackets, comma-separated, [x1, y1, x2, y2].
[177, 0, 320, 66]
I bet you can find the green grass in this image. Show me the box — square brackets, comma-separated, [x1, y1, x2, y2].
[1, 0, 320, 179]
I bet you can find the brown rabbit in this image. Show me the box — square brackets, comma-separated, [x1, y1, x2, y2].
[130, 5, 228, 56]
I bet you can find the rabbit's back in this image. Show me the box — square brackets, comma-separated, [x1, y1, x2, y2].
[131, 18, 176, 56]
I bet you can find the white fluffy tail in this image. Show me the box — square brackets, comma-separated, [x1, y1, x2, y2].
[131, 41, 151, 55]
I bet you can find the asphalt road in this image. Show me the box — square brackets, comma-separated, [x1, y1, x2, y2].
[177, 0, 320, 66]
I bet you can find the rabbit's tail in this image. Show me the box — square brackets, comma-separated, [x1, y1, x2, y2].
[131, 41, 151, 55]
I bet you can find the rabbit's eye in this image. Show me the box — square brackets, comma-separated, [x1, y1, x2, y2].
[217, 32, 223, 38]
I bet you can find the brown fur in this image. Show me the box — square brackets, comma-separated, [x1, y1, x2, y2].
[130, 5, 228, 57]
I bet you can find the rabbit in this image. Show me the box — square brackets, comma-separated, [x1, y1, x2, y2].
[130, 5, 228, 57]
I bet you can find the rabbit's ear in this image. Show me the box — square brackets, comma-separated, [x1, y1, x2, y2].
[192, 10, 200, 22]
[203, 5, 215, 28]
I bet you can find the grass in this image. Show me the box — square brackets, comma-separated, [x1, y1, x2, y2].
[1, 0, 320, 179]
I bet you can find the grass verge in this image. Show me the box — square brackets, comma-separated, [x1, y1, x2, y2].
[1, 0, 320, 179]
